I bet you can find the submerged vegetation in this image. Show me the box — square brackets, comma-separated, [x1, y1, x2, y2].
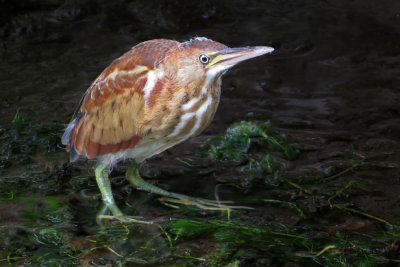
[0, 112, 399, 266]
[204, 121, 300, 165]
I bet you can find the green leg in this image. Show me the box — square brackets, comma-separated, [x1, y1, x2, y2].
[95, 164, 123, 216]
[126, 163, 252, 211]
[94, 164, 152, 224]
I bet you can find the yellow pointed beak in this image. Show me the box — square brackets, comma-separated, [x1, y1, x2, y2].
[208, 46, 274, 68]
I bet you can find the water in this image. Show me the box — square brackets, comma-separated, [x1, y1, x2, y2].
[0, 0, 399, 266]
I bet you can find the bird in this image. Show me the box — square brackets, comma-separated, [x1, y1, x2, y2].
[62, 37, 274, 223]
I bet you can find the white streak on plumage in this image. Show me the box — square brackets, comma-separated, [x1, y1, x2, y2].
[181, 96, 201, 111]
[205, 65, 229, 84]
[142, 69, 165, 106]
[196, 95, 212, 118]
[105, 65, 149, 81]
[142, 70, 156, 105]
[168, 112, 196, 137]
[168, 95, 212, 138]
[189, 95, 212, 136]
[169, 64, 226, 139]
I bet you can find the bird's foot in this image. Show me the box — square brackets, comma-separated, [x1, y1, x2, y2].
[158, 195, 253, 211]
[97, 214, 153, 225]
[125, 164, 253, 212]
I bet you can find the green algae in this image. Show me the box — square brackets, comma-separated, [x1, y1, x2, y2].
[204, 121, 300, 165]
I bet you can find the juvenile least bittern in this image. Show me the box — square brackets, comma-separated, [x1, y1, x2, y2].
[62, 37, 274, 223]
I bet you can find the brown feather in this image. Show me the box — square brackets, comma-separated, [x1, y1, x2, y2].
[64, 40, 179, 160]
[147, 79, 164, 108]
[63, 38, 231, 163]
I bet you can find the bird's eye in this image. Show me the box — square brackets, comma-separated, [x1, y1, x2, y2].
[199, 54, 209, 64]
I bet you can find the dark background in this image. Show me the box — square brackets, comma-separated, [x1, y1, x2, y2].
[2, 0, 399, 133]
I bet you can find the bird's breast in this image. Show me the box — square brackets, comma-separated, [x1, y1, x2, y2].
[112, 77, 221, 163]
[168, 78, 222, 141]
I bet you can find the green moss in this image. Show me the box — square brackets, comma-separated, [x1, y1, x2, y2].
[204, 121, 300, 165]
[0, 111, 65, 174]
[167, 219, 305, 246]
[34, 228, 64, 247]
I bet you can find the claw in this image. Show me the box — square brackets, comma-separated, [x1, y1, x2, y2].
[125, 163, 254, 213]
[158, 196, 254, 211]
[98, 214, 153, 224]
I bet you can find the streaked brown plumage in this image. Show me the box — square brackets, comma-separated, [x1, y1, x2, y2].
[62, 37, 274, 223]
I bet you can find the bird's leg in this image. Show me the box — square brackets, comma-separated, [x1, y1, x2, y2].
[94, 164, 152, 224]
[126, 163, 252, 211]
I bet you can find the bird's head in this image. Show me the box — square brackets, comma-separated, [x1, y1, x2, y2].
[163, 37, 274, 87]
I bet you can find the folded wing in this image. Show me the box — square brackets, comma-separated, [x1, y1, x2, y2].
[62, 39, 179, 161]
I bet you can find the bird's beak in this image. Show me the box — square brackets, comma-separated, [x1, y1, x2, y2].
[208, 46, 274, 69]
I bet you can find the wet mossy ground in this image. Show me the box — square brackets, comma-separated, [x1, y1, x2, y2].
[2, 0, 400, 266]
[0, 113, 399, 266]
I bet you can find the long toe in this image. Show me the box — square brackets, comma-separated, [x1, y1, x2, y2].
[98, 214, 153, 224]
[158, 196, 254, 211]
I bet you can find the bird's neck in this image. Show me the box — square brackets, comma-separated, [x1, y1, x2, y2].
[205, 72, 223, 101]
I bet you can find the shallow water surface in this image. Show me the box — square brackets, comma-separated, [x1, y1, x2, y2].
[0, 0, 399, 266]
